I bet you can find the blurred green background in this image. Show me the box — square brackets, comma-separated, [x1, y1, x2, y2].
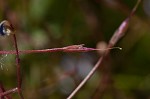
[0, 0, 150, 99]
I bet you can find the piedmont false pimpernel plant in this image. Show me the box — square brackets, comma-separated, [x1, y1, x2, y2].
[0, 0, 141, 98]
[0, 20, 121, 99]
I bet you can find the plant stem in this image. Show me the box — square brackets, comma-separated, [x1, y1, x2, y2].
[0, 88, 18, 97]
[13, 35, 24, 99]
[0, 47, 121, 54]
[67, 57, 104, 99]
[67, 0, 141, 98]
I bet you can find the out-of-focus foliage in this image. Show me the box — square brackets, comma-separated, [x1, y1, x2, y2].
[0, 0, 150, 99]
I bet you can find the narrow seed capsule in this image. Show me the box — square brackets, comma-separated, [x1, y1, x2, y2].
[0, 20, 14, 36]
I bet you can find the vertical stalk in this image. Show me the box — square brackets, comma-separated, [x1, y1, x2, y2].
[13, 34, 24, 99]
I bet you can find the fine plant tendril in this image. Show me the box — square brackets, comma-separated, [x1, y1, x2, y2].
[0, 54, 8, 71]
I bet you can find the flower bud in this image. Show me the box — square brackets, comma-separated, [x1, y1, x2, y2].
[0, 20, 14, 36]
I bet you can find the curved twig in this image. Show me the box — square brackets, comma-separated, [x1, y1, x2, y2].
[67, 0, 141, 99]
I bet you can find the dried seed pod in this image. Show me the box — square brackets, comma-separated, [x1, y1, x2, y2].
[0, 20, 14, 36]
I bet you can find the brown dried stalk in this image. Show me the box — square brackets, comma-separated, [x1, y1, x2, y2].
[67, 0, 141, 99]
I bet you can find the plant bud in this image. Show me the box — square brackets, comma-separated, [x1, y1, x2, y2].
[0, 20, 14, 36]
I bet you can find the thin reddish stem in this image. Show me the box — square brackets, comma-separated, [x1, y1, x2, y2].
[0, 88, 18, 97]
[13, 35, 21, 90]
[0, 46, 121, 54]
[13, 35, 24, 99]
[67, 57, 104, 99]
[0, 83, 12, 99]
[67, 0, 141, 98]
